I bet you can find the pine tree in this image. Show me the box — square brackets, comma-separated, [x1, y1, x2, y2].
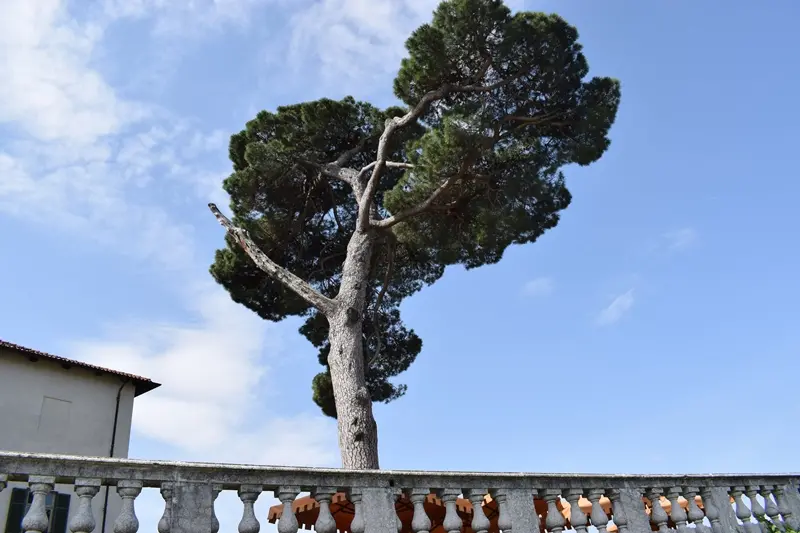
[209, 0, 620, 468]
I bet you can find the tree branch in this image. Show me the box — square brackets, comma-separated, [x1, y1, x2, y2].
[356, 69, 532, 232]
[298, 159, 356, 187]
[502, 110, 571, 129]
[357, 161, 414, 182]
[371, 155, 477, 229]
[370, 180, 454, 229]
[357, 83, 465, 231]
[333, 133, 379, 167]
[208, 203, 336, 315]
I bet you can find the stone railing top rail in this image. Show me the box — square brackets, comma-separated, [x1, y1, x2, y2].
[1, 451, 798, 492]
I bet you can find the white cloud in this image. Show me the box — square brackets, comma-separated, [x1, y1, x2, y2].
[70, 284, 337, 465]
[0, 0, 272, 148]
[0, 0, 201, 270]
[0, 142, 201, 270]
[286, 0, 418, 90]
[0, 0, 148, 145]
[285, 0, 529, 94]
[99, 0, 274, 35]
[596, 289, 635, 326]
[663, 227, 698, 251]
[0, 0, 338, 479]
[522, 277, 554, 297]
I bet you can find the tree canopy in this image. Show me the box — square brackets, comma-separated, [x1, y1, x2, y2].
[210, 0, 620, 419]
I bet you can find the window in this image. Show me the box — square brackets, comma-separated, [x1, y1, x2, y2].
[4, 488, 70, 533]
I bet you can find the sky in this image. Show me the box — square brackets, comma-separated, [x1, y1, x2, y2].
[2, 0, 800, 529]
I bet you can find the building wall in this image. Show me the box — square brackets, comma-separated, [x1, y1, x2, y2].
[0, 350, 137, 533]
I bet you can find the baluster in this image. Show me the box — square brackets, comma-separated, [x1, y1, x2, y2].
[313, 487, 337, 533]
[114, 480, 143, 533]
[277, 486, 300, 533]
[588, 489, 610, 533]
[607, 489, 630, 533]
[542, 489, 565, 533]
[645, 489, 669, 533]
[395, 489, 404, 533]
[666, 487, 689, 533]
[700, 488, 724, 533]
[465, 489, 490, 533]
[439, 489, 463, 533]
[732, 487, 758, 533]
[494, 490, 514, 533]
[773, 486, 800, 531]
[565, 490, 588, 533]
[158, 483, 173, 533]
[349, 490, 365, 533]
[760, 487, 784, 532]
[70, 479, 101, 533]
[745, 486, 768, 533]
[408, 488, 432, 533]
[238, 485, 262, 533]
[22, 476, 55, 533]
[211, 485, 222, 533]
[683, 487, 711, 533]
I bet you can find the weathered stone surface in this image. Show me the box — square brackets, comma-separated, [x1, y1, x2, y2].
[2, 451, 800, 533]
[171, 483, 215, 533]
[614, 488, 651, 533]
[505, 489, 538, 533]
[1, 451, 797, 491]
[784, 481, 800, 523]
[361, 487, 397, 533]
[704, 487, 740, 533]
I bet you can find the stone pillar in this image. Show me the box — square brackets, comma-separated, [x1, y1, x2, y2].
[611, 488, 651, 533]
[703, 487, 739, 533]
[775, 484, 800, 531]
[361, 487, 399, 533]
[504, 489, 539, 533]
[170, 482, 215, 533]
[783, 481, 800, 525]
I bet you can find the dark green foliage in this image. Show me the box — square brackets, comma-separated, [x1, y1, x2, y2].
[211, 97, 430, 417]
[210, 0, 620, 418]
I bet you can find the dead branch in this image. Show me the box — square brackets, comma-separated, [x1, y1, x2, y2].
[208, 203, 336, 315]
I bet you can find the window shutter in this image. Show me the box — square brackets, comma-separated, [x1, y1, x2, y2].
[4, 488, 29, 533]
[50, 493, 71, 533]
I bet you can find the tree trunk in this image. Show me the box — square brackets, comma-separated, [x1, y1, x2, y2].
[328, 227, 380, 469]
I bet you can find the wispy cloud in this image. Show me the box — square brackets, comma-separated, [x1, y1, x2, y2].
[283, 0, 529, 95]
[0, 0, 149, 145]
[0, 0, 337, 473]
[70, 283, 336, 466]
[596, 289, 635, 326]
[522, 277, 554, 297]
[663, 227, 698, 252]
[100, 0, 273, 35]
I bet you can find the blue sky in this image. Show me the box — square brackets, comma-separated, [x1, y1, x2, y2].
[2, 0, 799, 528]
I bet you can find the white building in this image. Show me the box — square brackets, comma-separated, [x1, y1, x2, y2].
[0, 340, 159, 533]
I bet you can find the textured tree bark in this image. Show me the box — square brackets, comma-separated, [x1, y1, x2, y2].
[327, 227, 380, 469]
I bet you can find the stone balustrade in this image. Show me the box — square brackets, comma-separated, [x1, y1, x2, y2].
[2, 451, 800, 533]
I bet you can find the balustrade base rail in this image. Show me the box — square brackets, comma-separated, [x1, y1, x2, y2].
[2, 452, 799, 533]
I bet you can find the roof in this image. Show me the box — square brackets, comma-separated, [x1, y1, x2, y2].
[0, 339, 161, 397]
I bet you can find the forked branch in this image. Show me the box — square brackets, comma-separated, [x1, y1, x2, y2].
[357, 70, 532, 232]
[208, 203, 336, 315]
